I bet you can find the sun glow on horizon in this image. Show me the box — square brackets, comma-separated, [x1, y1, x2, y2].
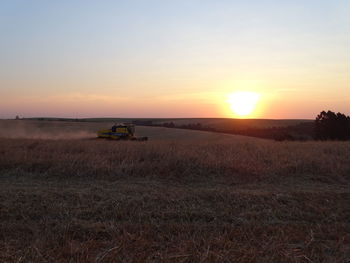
[227, 91, 260, 118]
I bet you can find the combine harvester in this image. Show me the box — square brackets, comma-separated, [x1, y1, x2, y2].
[97, 123, 148, 141]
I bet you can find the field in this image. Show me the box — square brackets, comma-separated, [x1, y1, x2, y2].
[0, 120, 349, 262]
[26, 117, 313, 129]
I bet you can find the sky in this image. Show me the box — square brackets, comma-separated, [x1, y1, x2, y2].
[1, 0, 349, 119]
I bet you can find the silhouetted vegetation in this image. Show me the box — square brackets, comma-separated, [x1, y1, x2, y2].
[222, 122, 315, 141]
[162, 122, 175, 128]
[132, 120, 154, 126]
[156, 121, 315, 141]
[315, 110, 350, 140]
[148, 111, 350, 141]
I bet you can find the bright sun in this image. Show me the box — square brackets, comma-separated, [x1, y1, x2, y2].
[227, 91, 260, 117]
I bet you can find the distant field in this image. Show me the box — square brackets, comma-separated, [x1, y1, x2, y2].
[0, 120, 257, 141]
[24, 117, 313, 128]
[148, 118, 312, 129]
[0, 120, 349, 262]
[19, 117, 315, 141]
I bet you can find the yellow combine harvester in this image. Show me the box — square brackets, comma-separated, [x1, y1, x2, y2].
[97, 123, 148, 141]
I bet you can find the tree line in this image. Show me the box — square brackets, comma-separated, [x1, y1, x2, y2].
[315, 110, 350, 140]
[157, 110, 350, 141]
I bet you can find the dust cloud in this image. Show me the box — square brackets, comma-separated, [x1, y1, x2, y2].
[0, 120, 97, 140]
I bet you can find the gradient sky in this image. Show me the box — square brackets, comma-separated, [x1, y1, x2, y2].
[1, 0, 349, 119]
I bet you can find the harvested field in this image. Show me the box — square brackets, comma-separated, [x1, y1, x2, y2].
[0, 120, 349, 262]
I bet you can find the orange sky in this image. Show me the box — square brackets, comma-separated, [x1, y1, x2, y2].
[1, 1, 349, 119]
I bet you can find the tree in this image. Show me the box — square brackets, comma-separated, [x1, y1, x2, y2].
[315, 110, 350, 140]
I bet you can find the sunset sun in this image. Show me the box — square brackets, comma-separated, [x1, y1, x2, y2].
[227, 91, 260, 117]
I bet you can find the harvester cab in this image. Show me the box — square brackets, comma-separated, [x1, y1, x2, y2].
[97, 123, 148, 141]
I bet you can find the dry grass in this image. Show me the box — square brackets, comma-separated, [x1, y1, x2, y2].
[0, 120, 349, 262]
